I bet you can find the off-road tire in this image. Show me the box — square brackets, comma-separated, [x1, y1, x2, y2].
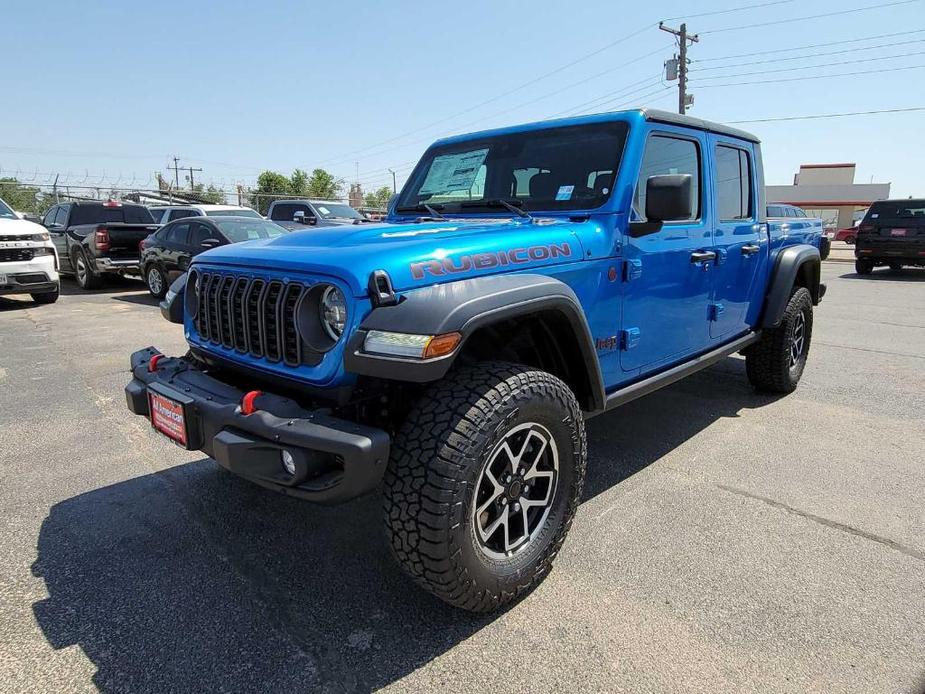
[855, 259, 873, 275]
[383, 362, 587, 612]
[145, 264, 168, 298]
[746, 286, 813, 394]
[31, 287, 59, 304]
[74, 249, 103, 290]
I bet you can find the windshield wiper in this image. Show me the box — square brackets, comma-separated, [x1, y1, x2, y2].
[394, 202, 448, 221]
[461, 198, 533, 221]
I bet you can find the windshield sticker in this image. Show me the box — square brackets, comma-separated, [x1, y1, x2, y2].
[318, 206, 331, 215]
[419, 148, 489, 196]
[555, 185, 574, 201]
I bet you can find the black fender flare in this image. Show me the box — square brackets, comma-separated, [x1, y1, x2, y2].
[761, 244, 821, 328]
[344, 273, 606, 411]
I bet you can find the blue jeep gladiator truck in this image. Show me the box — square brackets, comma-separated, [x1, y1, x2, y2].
[126, 109, 825, 612]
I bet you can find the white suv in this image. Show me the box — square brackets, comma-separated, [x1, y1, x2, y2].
[0, 197, 59, 304]
[147, 204, 262, 224]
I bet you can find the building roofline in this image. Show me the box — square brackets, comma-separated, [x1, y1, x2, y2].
[799, 163, 856, 169]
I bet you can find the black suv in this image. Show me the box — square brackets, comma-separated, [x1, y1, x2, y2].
[140, 216, 287, 297]
[855, 199, 925, 274]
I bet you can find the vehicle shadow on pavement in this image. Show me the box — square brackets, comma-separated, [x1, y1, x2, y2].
[839, 268, 925, 282]
[59, 276, 146, 296]
[31, 357, 776, 692]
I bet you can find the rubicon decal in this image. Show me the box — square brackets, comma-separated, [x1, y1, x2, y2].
[411, 242, 572, 280]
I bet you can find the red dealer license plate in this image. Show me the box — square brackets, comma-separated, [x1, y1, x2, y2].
[148, 390, 189, 446]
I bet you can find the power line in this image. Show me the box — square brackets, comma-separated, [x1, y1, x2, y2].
[692, 37, 925, 70]
[728, 106, 925, 123]
[546, 74, 664, 118]
[692, 49, 925, 80]
[316, 23, 657, 167]
[662, 0, 797, 22]
[695, 63, 925, 87]
[700, 0, 922, 34]
[695, 28, 925, 62]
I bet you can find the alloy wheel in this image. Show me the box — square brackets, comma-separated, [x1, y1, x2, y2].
[148, 268, 163, 295]
[789, 310, 806, 368]
[472, 422, 559, 559]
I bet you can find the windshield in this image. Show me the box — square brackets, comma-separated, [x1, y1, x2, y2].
[315, 203, 363, 220]
[205, 208, 262, 218]
[215, 218, 286, 242]
[866, 200, 925, 221]
[397, 121, 629, 214]
[0, 199, 16, 219]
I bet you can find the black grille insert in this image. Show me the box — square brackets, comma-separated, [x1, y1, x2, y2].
[195, 273, 309, 366]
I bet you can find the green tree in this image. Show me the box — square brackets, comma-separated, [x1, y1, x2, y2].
[289, 169, 310, 197]
[0, 178, 44, 214]
[305, 168, 343, 200]
[252, 170, 291, 214]
[364, 185, 392, 210]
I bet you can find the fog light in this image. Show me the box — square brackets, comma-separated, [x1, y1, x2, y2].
[281, 450, 296, 476]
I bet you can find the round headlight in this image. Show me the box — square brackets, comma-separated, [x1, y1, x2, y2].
[319, 285, 347, 340]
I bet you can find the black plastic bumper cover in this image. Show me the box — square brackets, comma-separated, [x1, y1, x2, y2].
[125, 347, 390, 504]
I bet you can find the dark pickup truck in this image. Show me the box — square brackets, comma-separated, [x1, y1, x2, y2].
[855, 198, 925, 274]
[43, 201, 159, 289]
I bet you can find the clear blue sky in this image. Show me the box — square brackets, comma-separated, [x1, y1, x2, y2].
[1, 0, 923, 197]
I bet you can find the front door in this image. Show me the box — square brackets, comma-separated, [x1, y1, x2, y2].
[621, 130, 714, 374]
[708, 138, 765, 339]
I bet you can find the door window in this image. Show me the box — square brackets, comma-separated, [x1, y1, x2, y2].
[166, 223, 191, 244]
[43, 207, 59, 226]
[634, 135, 701, 221]
[189, 223, 214, 247]
[53, 206, 70, 226]
[715, 145, 753, 221]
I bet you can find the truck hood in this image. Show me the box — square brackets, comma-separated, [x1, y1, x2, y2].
[195, 217, 593, 296]
[0, 217, 47, 237]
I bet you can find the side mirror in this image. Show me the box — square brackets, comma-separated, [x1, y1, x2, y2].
[645, 174, 692, 222]
[293, 210, 316, 225]
[200, 238, 222, 249]
[629, 174, 693, 238]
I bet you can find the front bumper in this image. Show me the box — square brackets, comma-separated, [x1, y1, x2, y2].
[0, 253, 59, 296]
[124, 347, 390, 504]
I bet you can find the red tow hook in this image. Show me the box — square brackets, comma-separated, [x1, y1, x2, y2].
[241, 390, 263, 416]
[148, 354, 164, 372]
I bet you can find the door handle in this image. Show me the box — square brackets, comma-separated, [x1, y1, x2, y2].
[741, 244, 760, 256]
[690, 250, 717, 264]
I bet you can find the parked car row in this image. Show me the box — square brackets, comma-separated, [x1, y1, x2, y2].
[0, 196, 369, 301]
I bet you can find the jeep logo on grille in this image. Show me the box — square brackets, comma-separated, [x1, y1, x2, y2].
[410, 242, 572, 280]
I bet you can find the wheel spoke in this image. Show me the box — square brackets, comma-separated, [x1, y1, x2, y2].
[475, 469, 505, 517]
[522, 432, 549, 480]
[478, 505, 508, 544]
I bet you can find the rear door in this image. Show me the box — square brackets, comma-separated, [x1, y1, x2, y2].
[708, 137, 766, 339]
[162, 222, 192, 277]
[621, 128, 714, 373]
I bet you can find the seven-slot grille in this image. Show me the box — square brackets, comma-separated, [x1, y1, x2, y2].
[0, 248, 35, 263]
[195, 272, 310, 366]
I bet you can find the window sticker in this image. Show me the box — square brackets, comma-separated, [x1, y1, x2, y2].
[871, 213, 879, 218]
[419, 148, 490, 195]
[318, 206, 330, 215]
[555, 185, 574, 201]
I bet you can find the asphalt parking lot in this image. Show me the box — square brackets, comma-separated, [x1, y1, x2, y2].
[0, 263, 923, 693]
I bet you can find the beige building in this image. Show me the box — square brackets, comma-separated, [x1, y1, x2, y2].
[766, 163, 890, 229]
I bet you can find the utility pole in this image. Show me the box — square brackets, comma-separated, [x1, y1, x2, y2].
[388, 168, 397, 193]
[186, 165, 203, 189]
[659, 21, 699, 115]
[168, 157, 182, 189]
